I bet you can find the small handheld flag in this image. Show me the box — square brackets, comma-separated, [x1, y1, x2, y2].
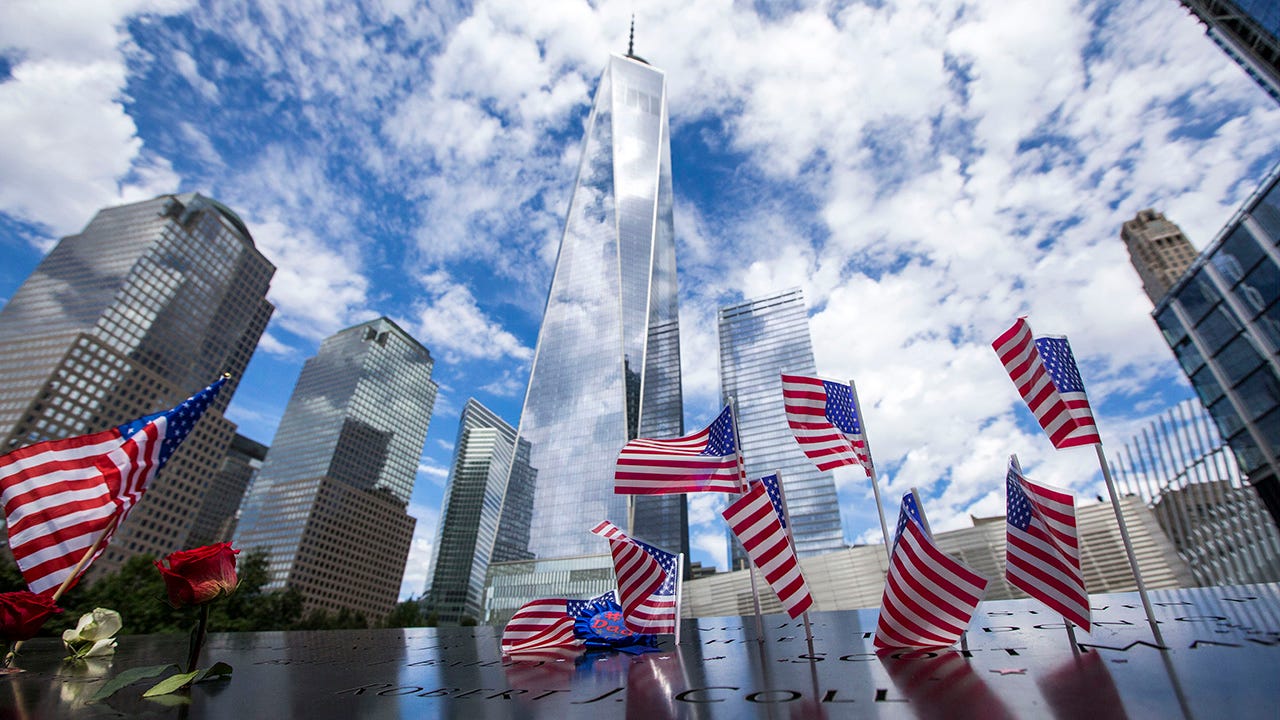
[874, 493, 988, 649]
[992, 318, 1100, 449]
[614, 405, 745, 494]
[781, 374, 873, 475]
[1005, 456, 1091, 631]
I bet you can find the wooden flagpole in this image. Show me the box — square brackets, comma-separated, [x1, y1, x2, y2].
[848, 380, 893, 562]
[1095, 443, 1164, 645]
[50, 514, 120, 602]
[4, 514, 120, 666]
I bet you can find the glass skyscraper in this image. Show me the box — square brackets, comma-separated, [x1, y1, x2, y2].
[1179, 0, 1280, 103]
[484, 50, 685, 621]
[233, 317, 437, 620]
[1150, 166, 1280, 528]
[718, 288, 845, 562]
[424, 399, 532, 624]
[0, 193, 274, 578]
[496, 51, 685, 561]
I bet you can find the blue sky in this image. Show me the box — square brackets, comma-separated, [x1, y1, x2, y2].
[2, 0, 1279, 600]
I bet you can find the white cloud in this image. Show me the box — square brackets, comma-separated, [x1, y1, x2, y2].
[409, 272, 534, 363]
[249, 218, 371, 342]
[400, 503, 440, 600]
[0, 1, 191, 238]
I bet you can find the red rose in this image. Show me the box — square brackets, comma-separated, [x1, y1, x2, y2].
[154, 543, 240, 607]
[0, 591, 62, 642]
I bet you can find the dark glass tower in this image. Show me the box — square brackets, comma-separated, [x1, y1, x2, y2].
[718, 288, 845, 563]
[233, 317, 438, 620]
[424, 399, 532, 624]
[498, 51, 685, 561]
[1179, 0, 1280, 103]
[0, 193, 274, 578]
[1149, 170, 1280, 528]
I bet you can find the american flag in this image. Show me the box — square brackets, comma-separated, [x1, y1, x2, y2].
[590, 521, 679, 634]
[992, 318, 1100, 449]
[874, 494, 988, 649]
[614, 405, 745, 494]
[500, 593, 610, 655]
[893, 489, 925, 546]
[0, 377, 226, 596]
[781, 374, 873, 475]
[722, 475, 814, 618]
[1005, 457, 1091, 631]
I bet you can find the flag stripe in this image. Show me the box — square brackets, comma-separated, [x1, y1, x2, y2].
[1005, 459, 1091, 630]
[591, 521, 678, 634]
[781, 374, 873, 476]
[615, 406, 745, 495]
[875, 500, 988, 650]
[723, 479, 814, 619]
[992, 319, 1100, 449]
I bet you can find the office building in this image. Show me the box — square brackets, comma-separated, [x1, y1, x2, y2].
[682, 496, 1193, 617]
[186, 433, 268, 547]
[233, 317, 437, 621]
[424, 399, 533, 625]
[1179, 1, 1280, 103]
[718, 288, 845, 562]
[0, 193, 274, 578]
[1123, 209, 1200, 304]
[1111, 399, 1280, 585]
[1147, 167, 1280, 527]
[489, 47, 686, 607]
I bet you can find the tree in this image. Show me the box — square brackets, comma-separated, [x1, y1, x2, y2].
[382, 599, 424, 628]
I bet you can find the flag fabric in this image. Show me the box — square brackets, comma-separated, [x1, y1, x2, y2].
[501, 594, 607, 655]
[0, 377, 226, 596]
[874, 494, 989, 649]
[614, 405, 745, 494]
[722, 474, 814, 618]
[590, 521, 679, 633]
[992, 318, 1101, 449]
[893, 489, 925, 546]
[1005, 457, 1091, 631]
[781, 373, 873, 475]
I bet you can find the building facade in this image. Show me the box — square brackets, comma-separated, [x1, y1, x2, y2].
[1123, 209, 1200, 304]
[682, 497, 1193, 617]
[1179, 0, 1280, 104]
[187, 433, 268, 547]
[1111, 398, 1280, 585]
[424, 399, 532, 625]
[1149, 168, 1280, 527]
[0, 194, 274, 577]
[233, 317, 437, 621]
[493, 51, 685, 572]
[718, 288, 845, 562]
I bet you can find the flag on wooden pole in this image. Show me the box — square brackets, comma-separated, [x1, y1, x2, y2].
[1005, 456, 1091, 631]
[992, 318, 1100, 449]
[0, 377, 227, 596]
[614, 405, 745, 494]
[874, 493, 988, 649]
[722, 474, 814, 619]
[590, 521, 678, 633]
[781, 374, 873, 474]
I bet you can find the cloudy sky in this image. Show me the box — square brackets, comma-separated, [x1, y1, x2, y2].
[2, 0, 1278, 600]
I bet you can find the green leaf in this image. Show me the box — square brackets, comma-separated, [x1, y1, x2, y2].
[194, 661, 233, 683]
[142, 670, 200, 697]
[88, 664, 176, 703]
